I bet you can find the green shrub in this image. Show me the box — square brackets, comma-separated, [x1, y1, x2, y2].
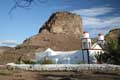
[41, 59, 53, 64]
[22, 59, 36, 64]
[15, 56, 23, 64]
[16, 56, 36, 64]
[94, 52, 104, 64]
[103, 38, 120, 65]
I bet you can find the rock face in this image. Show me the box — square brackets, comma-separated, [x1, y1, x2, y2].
[105, 28, 120, 41]
[39, 12, 83, 35]
[23, 12, 83, 51]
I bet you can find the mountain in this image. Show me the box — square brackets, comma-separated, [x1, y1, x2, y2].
[0, 11, 119, 64]
[0, 12, 83, 64]
[0, 46, 13, 64]
[0, 46, 12, 56]
[105, 28, 120, 41]
[39, 12, 83, 34]
[0, 46, 12, 52]
[22, 12, 83, 51]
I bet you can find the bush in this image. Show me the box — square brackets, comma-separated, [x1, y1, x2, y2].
[16, 56, 36, 64]
[15, 56, 23, 64]
[41, 59, 54, 64]
[22, 59, 36, 64]
[94, 52, 104, 64]
[102, 38, 120, 65]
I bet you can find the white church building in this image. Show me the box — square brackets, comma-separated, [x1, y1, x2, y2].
[35, 32, 105, 64]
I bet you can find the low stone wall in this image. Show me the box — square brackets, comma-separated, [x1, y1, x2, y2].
[6, 63, 120, 73]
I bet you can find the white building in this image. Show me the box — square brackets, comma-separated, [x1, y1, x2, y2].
[35, 32, 105, 64]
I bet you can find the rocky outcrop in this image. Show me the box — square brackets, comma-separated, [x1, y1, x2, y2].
[22, 12, 83, 51]
[105, 28, 120, 41]
[39, 12, 83, 35]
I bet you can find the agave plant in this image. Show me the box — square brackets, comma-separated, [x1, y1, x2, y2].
[94, 52, 104, 64]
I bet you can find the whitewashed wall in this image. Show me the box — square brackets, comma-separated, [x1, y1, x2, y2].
[7, 64, 120, 73]
[35, 49, 97, 64]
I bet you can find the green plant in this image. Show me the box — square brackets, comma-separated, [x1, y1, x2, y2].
[41, 59, 53, 64]
[22, 59, 36, 64]
[94, 52, 103, 64]
[15, 56, 23, 64]
[102, 37, 120, 65]
[16, 56, 36, 64]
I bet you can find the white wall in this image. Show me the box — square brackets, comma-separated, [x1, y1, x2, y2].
[36, 50, 97, 64]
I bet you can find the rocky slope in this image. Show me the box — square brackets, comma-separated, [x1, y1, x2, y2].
[105, 28, 120, 41]
[0, 12, 83, 64]
[22, 12, 83, 51]
[0, 46, 12, 53]
[39, 12, 83, 34]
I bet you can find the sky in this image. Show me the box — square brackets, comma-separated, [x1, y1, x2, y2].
[0, 0, 120, 47]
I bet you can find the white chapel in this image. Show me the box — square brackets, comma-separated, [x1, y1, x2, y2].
[35, 32, 105, 64]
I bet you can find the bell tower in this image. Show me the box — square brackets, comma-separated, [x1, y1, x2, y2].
[82, 32, 92, 49]
[81, 32, 91, 64]
[97, 33, 105, 45]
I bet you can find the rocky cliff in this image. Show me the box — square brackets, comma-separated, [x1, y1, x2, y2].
[105, 28, 120, 41]
[39, 12, 83, 35]
[22, 12, 83, 51]
[0, 12, 83, 64]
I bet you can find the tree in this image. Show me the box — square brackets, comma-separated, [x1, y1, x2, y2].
[102, 37, 120, 65]
[9, 0, 47, 14]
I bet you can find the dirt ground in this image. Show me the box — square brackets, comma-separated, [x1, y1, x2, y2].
[0, 68, 120, 80]
[0, 65, 120, 80]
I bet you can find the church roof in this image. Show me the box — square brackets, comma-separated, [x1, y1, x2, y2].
[91, 43, 104, 50]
